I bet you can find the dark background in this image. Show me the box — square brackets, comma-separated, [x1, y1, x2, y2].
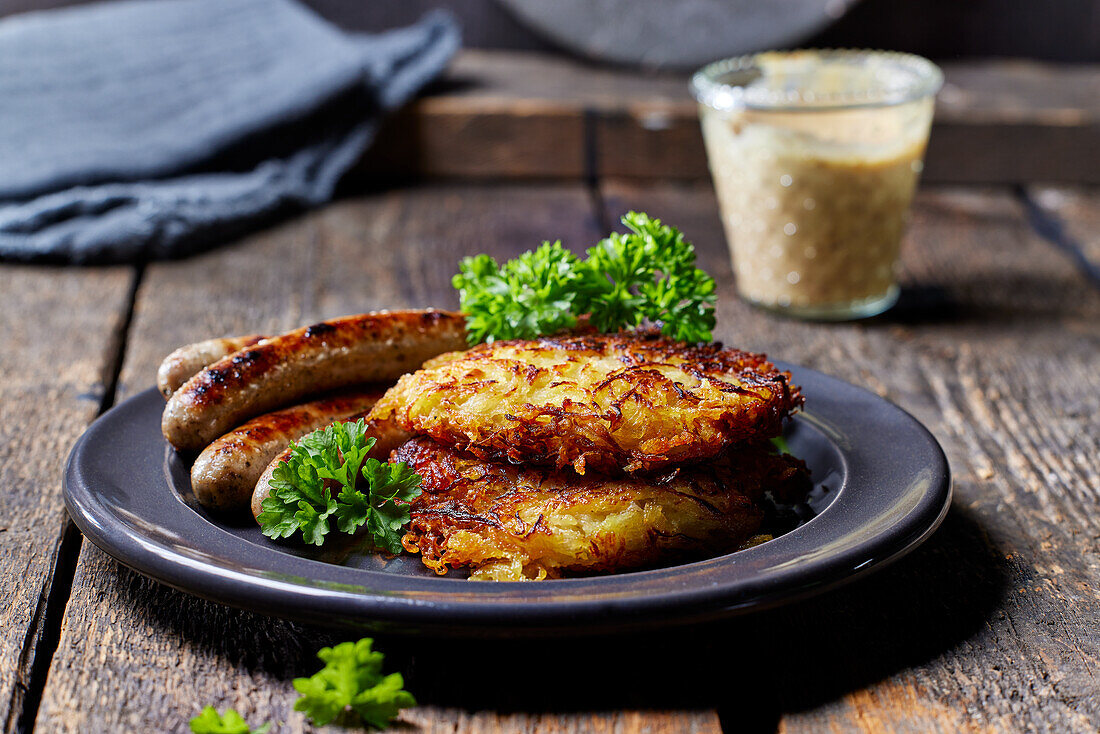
[2, 0, 1098, 63]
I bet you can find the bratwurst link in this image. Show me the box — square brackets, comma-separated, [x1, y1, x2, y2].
[157, 334, 268, 398]
[191, 389, 385, 514]
[397, 437, 812, 581]
[368, 330, 802, 475]
[162, 310, 467, 452]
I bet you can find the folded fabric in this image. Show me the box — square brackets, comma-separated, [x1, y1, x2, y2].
[0, 0, 459, 263]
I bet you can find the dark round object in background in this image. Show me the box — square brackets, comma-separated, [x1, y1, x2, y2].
[495, 0, 861, 70]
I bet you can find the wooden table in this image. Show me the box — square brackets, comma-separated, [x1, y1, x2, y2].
[2, 52, 1099, 734]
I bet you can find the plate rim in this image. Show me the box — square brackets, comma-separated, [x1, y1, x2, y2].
[64, 362, 951, 634]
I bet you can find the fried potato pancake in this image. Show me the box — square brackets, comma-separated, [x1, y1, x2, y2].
[370, 331, 802, 474]
[397, 437, 810, 581]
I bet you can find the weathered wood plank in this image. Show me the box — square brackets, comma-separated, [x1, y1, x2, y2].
[600, 182, 1100, 733]
[35, 185, 721, 733]
[31, 181, 1100, 732]
[924, 63, 1100, 184]
[0, 264, 134, 731]
[359, 51, 1100, 184]
[1028, 186, 1100, 274]
[403, 709, 721, 734]
[363, 98, 587, 181]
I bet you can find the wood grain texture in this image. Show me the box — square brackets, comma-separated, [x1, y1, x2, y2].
[1028, 186, 1100, 271]
[402, 709, 721, 733]
[600, 182, 1100, 733]
[33, 185, 720, 733]
[358, 51, 1100, 184]
[26, 182, 1100, 733]
[363, 98, 587, 180]
[0, 264, 133, 731]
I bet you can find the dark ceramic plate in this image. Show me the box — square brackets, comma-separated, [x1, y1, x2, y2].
[64, 364, 950, 636]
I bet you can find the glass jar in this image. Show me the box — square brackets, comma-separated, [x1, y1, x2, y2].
[691, 50, 942, 320]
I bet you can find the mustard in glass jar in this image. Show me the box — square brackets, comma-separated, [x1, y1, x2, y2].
[692, 50, 942, 320]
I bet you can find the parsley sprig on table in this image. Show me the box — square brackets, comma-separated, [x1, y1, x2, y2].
[189, 707, 269, 734]
[453, 211, 717, 344]
[293, 638, 417, 728]
[191, 638, 414, 732]
[257, 419, 422, 550]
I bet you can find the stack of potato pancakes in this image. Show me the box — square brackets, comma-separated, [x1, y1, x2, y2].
[368, 329, 810, 581]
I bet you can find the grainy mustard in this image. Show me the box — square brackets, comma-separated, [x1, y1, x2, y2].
[693, 50, 941, 320]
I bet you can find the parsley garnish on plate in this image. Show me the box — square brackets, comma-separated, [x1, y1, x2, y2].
[453, 211, 717, 344]
[257, 419, 422, 550]
[293, 638, 417, 728]
[453, 240, 585, 347]
[189, 707, 269, 734]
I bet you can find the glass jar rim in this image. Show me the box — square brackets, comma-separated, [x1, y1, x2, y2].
[691, 49, 944, 112]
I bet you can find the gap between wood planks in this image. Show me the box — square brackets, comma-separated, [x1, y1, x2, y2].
[583, 106, 616, 236]
[1017, 186, 1100, 290]
[10, 264, 146, 734]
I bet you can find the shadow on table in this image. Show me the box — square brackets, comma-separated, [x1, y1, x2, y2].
[375, 503, 1007, 730]
[880, 275, 1097, 328]
[125, 502, 1006, 730]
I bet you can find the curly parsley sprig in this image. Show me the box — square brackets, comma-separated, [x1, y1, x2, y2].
[189, 707, 269, 734]
[191, 637, 414, 732]
[257, 420, 422, 551]
[293, 638, 416, 728]
[454, 212, 716, 344]
[453, 240, 585, 344]
[580, 212, 717, 342]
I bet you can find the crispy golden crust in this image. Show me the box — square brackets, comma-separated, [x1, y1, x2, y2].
[396, 437, 810, 581]
[370, 331, 802, 474]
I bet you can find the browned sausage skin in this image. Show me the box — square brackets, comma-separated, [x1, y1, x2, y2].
[191, 389, 385, 514]
[249, 414, 412, 521]
[161, 310, 467, 452]
[157, 335, 267, 398]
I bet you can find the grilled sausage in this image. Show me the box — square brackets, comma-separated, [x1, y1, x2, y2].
[250, 414, 412, 520]
[157, 335, 267, 398]
[162, 310, 467, 452]
[191, 390, 385, 514]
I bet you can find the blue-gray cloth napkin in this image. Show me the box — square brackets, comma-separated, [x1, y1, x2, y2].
[0, 0, 459, 263]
